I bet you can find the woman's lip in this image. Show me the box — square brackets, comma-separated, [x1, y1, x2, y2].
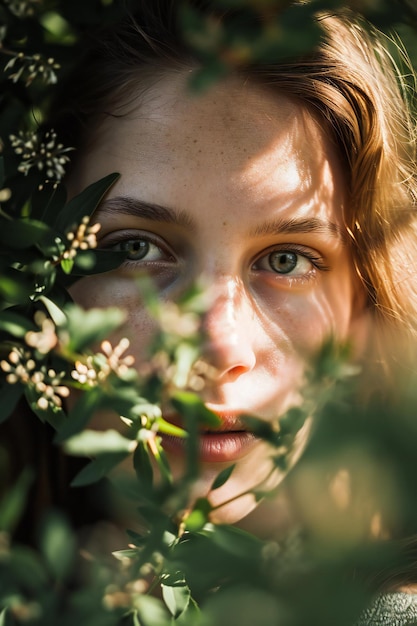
[160, 431, 258, 463]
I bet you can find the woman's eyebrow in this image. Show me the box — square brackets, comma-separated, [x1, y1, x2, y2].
[250, 217, 344, 241]
[96, 195, 196, 229]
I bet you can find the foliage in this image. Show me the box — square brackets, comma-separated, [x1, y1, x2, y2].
[1, 1, 417, 625]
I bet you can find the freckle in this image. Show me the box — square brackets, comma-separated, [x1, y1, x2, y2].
[223, 221, 227, 226]
[198, 149, 202, 153]
[193, 139, 197, 143]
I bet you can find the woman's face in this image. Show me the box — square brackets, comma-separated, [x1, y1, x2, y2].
[69, 74, 365, 531]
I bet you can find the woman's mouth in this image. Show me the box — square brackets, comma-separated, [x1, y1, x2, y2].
[159, 412, 258, 463]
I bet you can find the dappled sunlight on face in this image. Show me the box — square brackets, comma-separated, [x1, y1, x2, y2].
[68, 73, 366, 532]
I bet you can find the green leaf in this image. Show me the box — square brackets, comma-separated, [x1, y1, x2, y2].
[0, 310, 37, 337]
[64, 429, 135, 456]
[71, 452, 130, 487]
[63, 304, 125, 353]
[135, 594, 171, 626]
[0, 468, 33, 532]
[0, 608, 7, 626]
[184, 497, 212, 532]
[60, 257, 74, 274]
[211, 463, 236, 490]
[0, 217, 52, 249]
[161, 583, 191, 618]
[0, 382, 24, 423]
[54, 173, 119, 234]
[39, 510, 76, 581]
[39, 295, 68, 326]
[171, 391, 221, 428]
[71, 249, 127, 275]
[0, 268, 35, 304]
[133, 441, 154, 490]
[54, 387, 103, 443]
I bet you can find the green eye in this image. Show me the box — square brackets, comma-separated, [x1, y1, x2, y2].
[268, 251, 298, 274]
[118, 239, 150, 260]
[110, 238, 167, 262]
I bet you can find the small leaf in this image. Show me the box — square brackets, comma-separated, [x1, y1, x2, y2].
[60, 257, 74, 274]
[184, 497, 212, 532]
[211, 463, 236, 490]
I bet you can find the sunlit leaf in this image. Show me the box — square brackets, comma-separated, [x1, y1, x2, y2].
[162, 582, 191, 618]
[185, 498, 212, 532]
[64, 429, 135, 456]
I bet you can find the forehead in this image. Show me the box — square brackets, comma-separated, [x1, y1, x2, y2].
[75, 72, 346, 227]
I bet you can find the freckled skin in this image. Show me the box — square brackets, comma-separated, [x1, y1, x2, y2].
[69, 74, 366, 535]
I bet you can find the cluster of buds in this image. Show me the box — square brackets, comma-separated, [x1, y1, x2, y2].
[9, 129, 72, 181]
[63, 217, 101, 261]
[0, 347, 69, 410]
[25, 311, 58, 354]
[71, 338, 135, 387]
[4, 0, 41, 18]
[5, 52, 60, 86]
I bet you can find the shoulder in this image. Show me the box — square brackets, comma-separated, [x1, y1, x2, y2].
[356, 592, 417, 626]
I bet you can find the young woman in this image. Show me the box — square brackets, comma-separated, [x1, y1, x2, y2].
[52, 0, 417, 531]
[34, 1, 417, 621]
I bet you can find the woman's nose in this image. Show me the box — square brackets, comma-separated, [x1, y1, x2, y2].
[200, 278, 256, 383]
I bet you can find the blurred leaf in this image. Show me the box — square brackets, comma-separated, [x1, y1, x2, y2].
[0, 468, 33, 532]
[135, 594, 171, 626]
[133, 441, 154, 490]
[0, 217, 51, 249]
[64, 429, 135, 456]
[211, 463, 236, 490]
[70, 452, 129, 487]
[0, 269, 35, 304]
[171, 391, 221, 428]
[0, 382, 24, 423]
[63, 304, 125, 353]
[185, 498, 212, 532]
[39, 510, 76, 581]
[54, 173, 119, 234]
[0, 310, 37, 337]
[60, 257, 74, 274]
[54, 388, 104, 443]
